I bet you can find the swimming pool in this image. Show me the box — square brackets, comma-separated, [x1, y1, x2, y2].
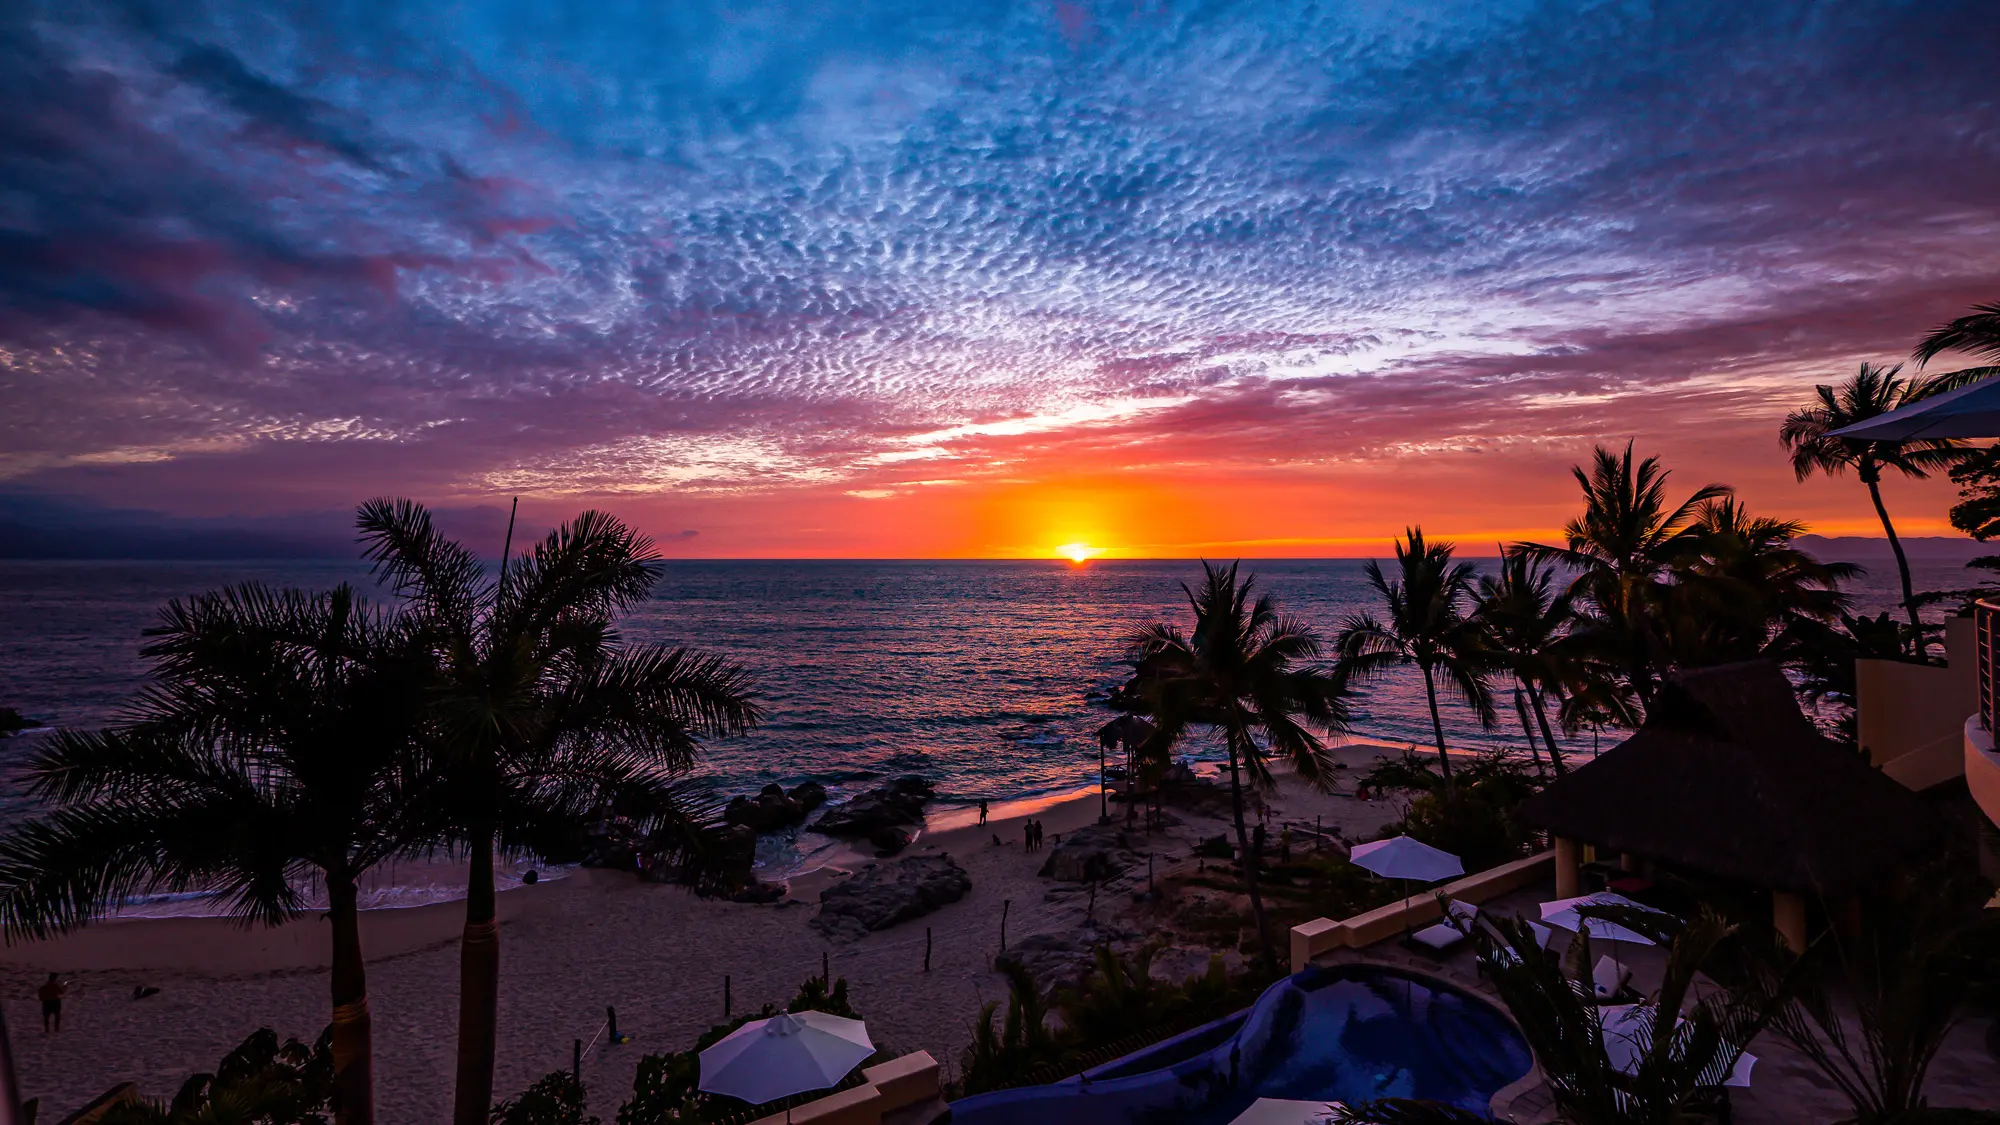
[947, 965, 1533, 1125]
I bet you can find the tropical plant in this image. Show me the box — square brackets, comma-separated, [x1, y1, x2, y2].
[492, 1073, 599, 1125]
[1358, 752, 1543, 871]
[1336, 528, 1496, 795]
[356, 499, 762, 1125]
[1780, 364, 1968, 648]
[1729, 862, 2000, 1125]
[99, 1026, 335, 1125]
[1473, 550, 1576, 773]
[959, 961, 1064, 1097]
[1122, 561, 1352, 969]
[1658, 498, 1858, 668]
[1915, 301, 2000, 366]
[1333, 906, 1781, 1125]
[0, 585, 441, 1125]
[1518, 443, 1729, 711]
[1770, 610, 1923, 748]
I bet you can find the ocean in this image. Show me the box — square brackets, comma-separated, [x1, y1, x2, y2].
[0, 554, 1958, 824]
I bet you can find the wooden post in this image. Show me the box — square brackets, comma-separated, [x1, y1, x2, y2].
[822, 950, 830, 985]
[1554, 837, 1581, 899]
[1001, 898, 1011, 952]
[1774, 891, 1808, 953]
[924, 927, 933, 972]
[1148, 853, 1155, 893]
[1099, 739, 1109, 824]
[573, 1038, 581, 1081]
[606, 1006, 619, 1043]
[1315, 815, 1322, 851]
[724, 975, 731, 1017]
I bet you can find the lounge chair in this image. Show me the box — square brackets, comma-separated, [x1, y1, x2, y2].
[1592, 955, 1634, 1002]
[1478, 919, 1552, 977]
[1407, 899, 1479, 956]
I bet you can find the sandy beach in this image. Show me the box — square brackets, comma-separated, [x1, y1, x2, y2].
[1, 741, 1422, 1121]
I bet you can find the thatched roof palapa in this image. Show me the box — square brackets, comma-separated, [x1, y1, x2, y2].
[1517, 661, 1943, 897]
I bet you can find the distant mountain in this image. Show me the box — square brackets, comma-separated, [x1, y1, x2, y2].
[1795, 534, 1993, 563]
[0, 493, 349, 560]
[0, 492, 520, 560]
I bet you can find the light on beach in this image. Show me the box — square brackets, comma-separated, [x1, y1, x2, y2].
[1056, 543, 1102, 565]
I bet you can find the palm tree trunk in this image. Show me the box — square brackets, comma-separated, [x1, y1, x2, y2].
[1865, 474, 1926, 652]
[1223, 734, 1274, 972]
[453, 826, 500, 1125]
[328, 873, 375, 1125]
[1526, 682, 1566, 775]
[1421, 665, 1455, 795]
[1512, 686, 1545, 774]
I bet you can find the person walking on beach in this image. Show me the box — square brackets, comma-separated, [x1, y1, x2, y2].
[1023, 819, 1034, 850]
[978, 799, 989, 826]
[38, 973, 65, 1033]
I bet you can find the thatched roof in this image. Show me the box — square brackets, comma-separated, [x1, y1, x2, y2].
[1518, 661, 1944, 896]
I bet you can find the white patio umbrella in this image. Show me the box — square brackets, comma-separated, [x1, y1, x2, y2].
[699, 1011, 875, 1122]
[1539, 892, 1664, 945]
[1543, 892, 1667, 999]
[1598, 1004, 1757, 1087]
[1350, 836, 1464, 935]
[1827, 375, 2000, 441]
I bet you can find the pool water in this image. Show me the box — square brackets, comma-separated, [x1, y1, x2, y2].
[947, 966, 1532, 1125]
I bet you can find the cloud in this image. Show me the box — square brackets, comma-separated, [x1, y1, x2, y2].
[0, 0, 1994, 547]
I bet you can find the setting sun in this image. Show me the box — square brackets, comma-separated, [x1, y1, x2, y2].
[1056, 543, 1102, 564]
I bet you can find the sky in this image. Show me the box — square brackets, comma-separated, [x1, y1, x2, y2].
[2, 0, 1997, 559]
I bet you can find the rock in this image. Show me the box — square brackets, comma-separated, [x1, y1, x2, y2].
[994, 920, 1141, 997]
[867, 826, 913, 857]
[1037, 823, 1143, 882]
[811, 854, 971, 941]
[723, 784, 810, 832]
[1193, 834, 1235, 860]
[789, 780, 828, 811]
[729, 880, 785, 904]
[0, 708, 32, 738]
[811, 775, 935, 841]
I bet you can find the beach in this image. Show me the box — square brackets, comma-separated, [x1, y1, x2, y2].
[1, 741, 1419, 1121]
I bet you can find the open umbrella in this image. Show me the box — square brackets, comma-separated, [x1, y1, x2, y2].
[1349, 836, 1463, 936]
[699, 1011, 875, 1122]
[1598, 1004, 1757, 1087]
[1539, 892, 1663, 945]
[1827, 375, 2000, 441]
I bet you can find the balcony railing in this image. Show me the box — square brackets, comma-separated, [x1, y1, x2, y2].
[1978, 599, 2000, 732]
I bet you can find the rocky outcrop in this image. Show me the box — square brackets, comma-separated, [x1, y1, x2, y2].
[994, 920, 1141, 996]
[1037, 823, 1143, 882]
[811, 775, 935, 856]
[0, 708, 34, 738]
[723, 781, 831, 832]
[811, 854, 971, 941]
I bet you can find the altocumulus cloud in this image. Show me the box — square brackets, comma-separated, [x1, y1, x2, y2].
[0, 0, 1996, 508]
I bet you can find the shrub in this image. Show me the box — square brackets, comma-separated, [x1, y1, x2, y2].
[99, 1027, 334, 1125]
[492, 1072, 599, 1125]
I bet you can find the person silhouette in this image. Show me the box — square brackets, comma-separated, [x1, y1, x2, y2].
[39, 973, 66, 1033]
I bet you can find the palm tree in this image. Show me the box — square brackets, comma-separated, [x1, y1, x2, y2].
[1336, 529, 1495, 794]
[1473, 549, 1575, 775]
[1914, 301, 2000, 365]
[1658, 498, 1858, 669]
[0, 584, 440, 1125]
[1780, 364, 1966, 647]
[355, 499, 761, 1125]
[1123, 561, 1352, 969]
[1518, 443, 1729, 710]
[1332, 906, 1780, 1125]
